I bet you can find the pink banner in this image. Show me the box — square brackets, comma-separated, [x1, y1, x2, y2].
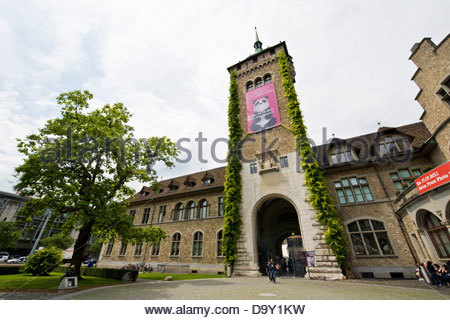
[245, 82, 281, 133]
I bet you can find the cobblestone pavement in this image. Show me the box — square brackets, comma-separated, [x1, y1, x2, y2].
[56, 277, 450, 300]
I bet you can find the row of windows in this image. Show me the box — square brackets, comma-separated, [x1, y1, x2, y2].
[105, 230, 224, 258]
[249, 156, 289, 174]
[246, 74, 272, 92]
[334, 168, 423, 205]
[130, 197, 224, 224]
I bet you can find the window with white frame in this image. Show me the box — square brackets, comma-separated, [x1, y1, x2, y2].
[170, 233, 181, 256]
[217, 230, 224, 257]
[157, 205, 166, 223]
[330, 145, 355, 165]
[151, 243, 160, 256]
[141, 208, 150, 224]
[218, 196, 224, 217]
[134, 242, 143, 256]
[334, 177, 374, 204]
[192, 231, 203, 257]
[119, 242, 127, 256]
[250, 163, 258, 174]
[173, 203, 184, 221]
[186, 201, 196, 220]
[347, 219, 394, 256]
[390, 168, 422, 191]
[198, 199, 209, 219]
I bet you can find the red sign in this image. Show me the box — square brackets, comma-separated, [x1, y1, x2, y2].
[415, 161, 450, 194]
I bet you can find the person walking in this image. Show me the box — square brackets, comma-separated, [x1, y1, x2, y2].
[267, 258, 277, 283]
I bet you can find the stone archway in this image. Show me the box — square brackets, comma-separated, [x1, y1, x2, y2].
[416, 209, 450, 260]
[255, 197, 304, 276]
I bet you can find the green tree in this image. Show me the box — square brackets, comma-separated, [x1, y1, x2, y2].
[40, 233, 74, 250]
[0, 221, 20, 251]
[15, 90, 178, 278]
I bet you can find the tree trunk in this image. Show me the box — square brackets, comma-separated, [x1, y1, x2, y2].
[71, 220, 94, 280]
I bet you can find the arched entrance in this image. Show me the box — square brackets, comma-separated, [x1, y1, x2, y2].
[256, 197, 305, 276]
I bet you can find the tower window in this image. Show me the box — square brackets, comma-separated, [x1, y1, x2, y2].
[255, 77, 263, 88]
[436, 74, 450, 106]
[252, 56, 257, 63]
[270, 48, 275, 55]
[280, 156, 289, 168]
[250, 163, 258, 174]
[264, 74, 272, 84]
[246, 81, 254, 92]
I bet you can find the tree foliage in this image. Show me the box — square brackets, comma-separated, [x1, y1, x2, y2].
[278, 52, 348, 267]
[0, 221, 20, 251]
[15, 90, 178, 276]
[23, 247, 62, 276]
[223, 72, 243, 267]
[40, 233, 74, 250]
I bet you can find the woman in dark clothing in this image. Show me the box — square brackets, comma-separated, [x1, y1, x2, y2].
[426, 261, 443, 287]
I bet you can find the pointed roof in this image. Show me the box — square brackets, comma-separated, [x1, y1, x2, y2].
[254, 27, 262, 53]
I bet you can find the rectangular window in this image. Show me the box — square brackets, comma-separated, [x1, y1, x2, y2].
[250, 163, 258, 174]
[151, 243, 160, 256]
[119, 243, 127, 256]
[390, 168, 422, 191]
[105, 241, 114, 256]
[134, 242, 143, 256]
[330, 146, 356, 165]
[280, 156, 289, 168]
[334, 176, 374, 204]
[218, 196, 224, 217]
[379, 136, 402, 156]
[141, 208, 150, 224]
[157, 205, 166, 223]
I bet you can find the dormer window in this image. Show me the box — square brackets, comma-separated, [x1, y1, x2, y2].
[141, 191, 149, 196]
[330, 145, 355, 165]
[203, 178, 213, 185]
[379, 136, 402, 156]
[184, 176, 196, 188]
[168, 180, 179, 191]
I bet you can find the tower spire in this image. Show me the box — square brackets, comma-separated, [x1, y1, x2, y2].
[254, 27, 262, 53]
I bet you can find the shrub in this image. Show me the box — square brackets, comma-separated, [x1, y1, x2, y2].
[23, 248, 62, 276]
[53, 266, 138, 282]
[0, 265, 22, 275]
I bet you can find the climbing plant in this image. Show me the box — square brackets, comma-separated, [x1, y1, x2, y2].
[278, 51, 348, 267]
[222, 71, 243, 267]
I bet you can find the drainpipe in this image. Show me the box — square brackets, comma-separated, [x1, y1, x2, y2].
[371, 160, 420, 264]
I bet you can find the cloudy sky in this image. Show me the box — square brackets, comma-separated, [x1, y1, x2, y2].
[0, 0, 448, 193]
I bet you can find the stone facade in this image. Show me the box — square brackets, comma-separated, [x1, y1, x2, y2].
[98, 35, 450, 279]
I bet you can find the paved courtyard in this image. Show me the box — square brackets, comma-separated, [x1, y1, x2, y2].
[54, 277, 449, 300]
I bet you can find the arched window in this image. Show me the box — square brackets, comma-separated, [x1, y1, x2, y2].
[198, 199, 209, 219]
[246, 81, 254, 92]
[173, 203, 184, 221]
[424, 213, 450, 258]
[255, 77, 263, 88]
[347, 219, 394, 256]
[264, 74, 272, 84]
[170, 233, 181, 256]
[192, 231, 203, 257]
[186, 201, 196, 220]
[217, 230, 224, 257]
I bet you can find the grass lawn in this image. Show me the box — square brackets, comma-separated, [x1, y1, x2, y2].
[138, 272, 225, 281]
[0, 272, 121, 291]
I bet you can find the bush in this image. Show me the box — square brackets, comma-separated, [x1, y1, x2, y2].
[23, 248, 62, 276]
[53, 266, 138, 282]
[0, 265, 22, 275]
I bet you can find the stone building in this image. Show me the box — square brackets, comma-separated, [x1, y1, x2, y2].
[98, 33, 450, 279]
